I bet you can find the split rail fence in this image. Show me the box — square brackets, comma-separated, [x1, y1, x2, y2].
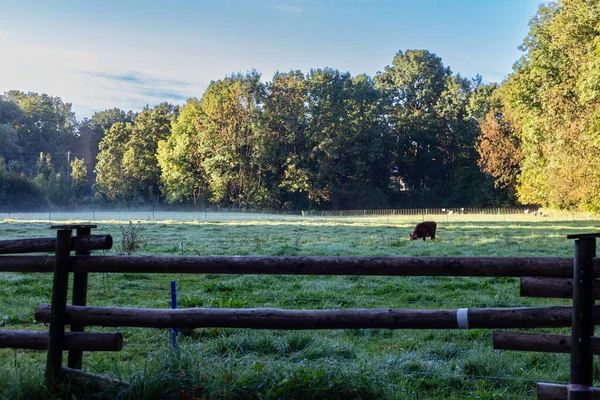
[0, 224, 598, 399]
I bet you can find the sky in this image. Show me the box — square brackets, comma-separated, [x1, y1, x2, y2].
[0, 0, 543, 119]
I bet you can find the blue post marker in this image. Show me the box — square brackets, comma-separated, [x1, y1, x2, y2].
[170, 280, 179, 349]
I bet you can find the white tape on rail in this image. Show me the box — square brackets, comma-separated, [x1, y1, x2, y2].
[456, 308, 469, 329]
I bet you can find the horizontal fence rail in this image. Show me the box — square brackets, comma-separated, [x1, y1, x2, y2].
[1, 255, 595, 277]
[0, 330, 122, 351]
[61, 367, 127, 391]
[537, 383, 600, 400]
[35, 304, 599, 330]
[493, 332, 600, 355]
[520, 276, 600, 299]
[0, 235, 112, 255]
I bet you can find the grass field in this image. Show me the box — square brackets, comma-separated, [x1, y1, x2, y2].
[0, 211, 599, 399]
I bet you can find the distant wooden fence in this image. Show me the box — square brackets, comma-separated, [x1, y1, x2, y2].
[0, 225, 597, 399]
[0, 207, 548, 222]
[310, 207, 538, 217]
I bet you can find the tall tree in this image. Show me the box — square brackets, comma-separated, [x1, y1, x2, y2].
[76, 108, 136, 188]
[0, 99, 23, 161]
[194, 72, 264, 207]
[499, 0, 600, 209]
[69, 157, 88, 203]
[157, 98, 209, 209]
[302, 69, 390, 208]
[122, 102, 178, 203]
[32, 153, 66, 206]
[261, 70, 310, 209]
[376, 50, 452, 203]
[94, 104, 177, 204]
[475, 87, 522, 198]
[1, 91, 76, 173]
[94, 122, 133, 202]
[468, 82, 518, 206]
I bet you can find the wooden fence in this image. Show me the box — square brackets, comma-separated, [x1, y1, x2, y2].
[0, 224, 597, 399]
[0, 207, 547, 222]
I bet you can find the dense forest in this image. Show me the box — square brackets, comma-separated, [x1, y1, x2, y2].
[0, 0, 597, 211]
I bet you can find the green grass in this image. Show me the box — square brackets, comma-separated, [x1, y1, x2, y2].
[0, 212, 598, 399]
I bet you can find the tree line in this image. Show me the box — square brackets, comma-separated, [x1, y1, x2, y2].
[477, 0, 600, 211]
[1, 0, 595, 211]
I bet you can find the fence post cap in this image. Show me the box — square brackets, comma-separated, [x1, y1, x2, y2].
[566, 232, 600, 240]
[50, 224, 97, 230]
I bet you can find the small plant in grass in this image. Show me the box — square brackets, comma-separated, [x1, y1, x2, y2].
[120, 221, 145, 255]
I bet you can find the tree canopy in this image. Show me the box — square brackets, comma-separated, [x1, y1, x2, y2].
[6, 5, 596, 212]
[478, 0, 600, 210]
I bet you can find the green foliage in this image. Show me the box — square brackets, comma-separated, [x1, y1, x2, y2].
[76, 108, 136, 190]
[123, 102, 178, 203]
[69, 156, 87, 202]
[495, 0, 600, 210]
[94, 122, 133, 202]
[157, 98, 209, 208]
[3, 42, 561, 210]
[152, 56, 508, 210]
[375, 50, 495, 205]
[94, 104, 177, 205]
[0, 157, 45, 210]
[1, 90, 76, 165]
[0, 100, 22, 161]
[262, 70, 310, 209]
[195, 71, 265, 208]
[1, 45, 522, 210]
[31, 153, 66, 207]
[299, 70, 391, 208]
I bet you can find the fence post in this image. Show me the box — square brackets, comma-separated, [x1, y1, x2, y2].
[566, 233, 598, 400]
[45, 227, 73, 384]
[68, 225, 97, 370]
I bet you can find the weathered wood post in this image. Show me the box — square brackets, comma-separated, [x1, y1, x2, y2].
[566, 233, 598, 400]
[45, 226, 73, 384]
[68, 224, 97, 370]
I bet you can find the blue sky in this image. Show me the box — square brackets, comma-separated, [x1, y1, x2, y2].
[0, 0, 543, 118]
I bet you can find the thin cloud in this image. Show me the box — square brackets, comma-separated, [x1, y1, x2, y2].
[0, 31, 203, 117]
[270, 3, 304, 16]
[135, 89, 189, 102]
[86, 71, 190, 88]
[265, 0, 383, 18]
[83, 70, 197, 107]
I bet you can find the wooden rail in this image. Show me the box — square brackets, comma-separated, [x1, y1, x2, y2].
[0, 235, 112, 254]
[520, 276, 600, 299]
[537, 383, 600, 400]
[61, 367, 127, 391]
[0, 330, 122, 351]
[493, 332, 600, 354]
[35, 304, 598, 330]
[2, 255, 597, 277]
